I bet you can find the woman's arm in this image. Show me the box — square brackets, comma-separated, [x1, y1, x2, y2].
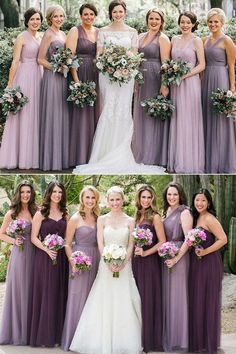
[31, 211, 57, 260]
[159, 33, 171, 96]
[96, 29, 105, 56]
[182, 37, 205, 79]
[7, 34, 25, 87]
[225, 36, 235, 92]
[195, 214, 227, 257]
[97, 216, 105, 255]
[37, 31, 53, 70]
[65, 213, 77, 269]
[66, 26, 80, 82]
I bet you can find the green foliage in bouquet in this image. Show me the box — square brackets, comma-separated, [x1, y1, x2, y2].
[141, 95, 175, 120]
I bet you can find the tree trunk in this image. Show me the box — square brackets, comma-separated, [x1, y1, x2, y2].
[210, 0, 223, 8]
[0, 0, 20, 28]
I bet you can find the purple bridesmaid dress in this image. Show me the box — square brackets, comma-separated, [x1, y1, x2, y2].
[30, 218, 68, 347]
[132, 220, 163, 352]
[162, 205, 189, 352]
[0, 221, 34, 344]
[69, 25, 99, 167]
[0, 31, 42, 169]
[189, 229, 223, 354]
[132, 32, 169, 166]
[168, 37, 205, 173]
[39, 29, 70, 171]
[61, 226, 100, 351]
[202, 35, 236, 173]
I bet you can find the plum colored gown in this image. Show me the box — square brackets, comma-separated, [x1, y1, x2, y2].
[0, 31, 42, 169]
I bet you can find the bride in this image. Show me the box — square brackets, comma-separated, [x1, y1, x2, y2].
[69, 186, 142, 353]
[73, 0, 165, 174]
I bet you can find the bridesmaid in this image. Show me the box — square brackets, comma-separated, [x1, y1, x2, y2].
[0, 8, 43, 170]
[38, 5, 70, 171]
[132, 8, 171, 166]
[61, 186, 100, 351]
[66, 3, 99, 167]
[189, 189, 227, 353]
[202, 8, 236, 173]
[167, 11, 205, 173]
[30, 181, 69, 347]
[132, 185, 165, 352]
[162, 182, 193, 352]
[0, 181, 37, 344]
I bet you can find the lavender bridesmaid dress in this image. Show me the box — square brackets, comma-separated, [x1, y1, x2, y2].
[162, 205, 189, 352]
[69, 25, 99, 167]
[39, 31, 70, 171]
[202, 35, 236, 173]
[0, 221, 34, 345]
[168, 37, 205, 173]
[189, 229, 223, 354]
[30, 218, 68, 347]
[61, 226, 100, 351]
[132, 220, 163, 352]
[132, 32, 169, 166]
[0, 31, 42, 169]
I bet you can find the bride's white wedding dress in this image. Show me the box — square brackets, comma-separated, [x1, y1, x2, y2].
[69, 226, 142, 354]
[73, 30, 166, 175]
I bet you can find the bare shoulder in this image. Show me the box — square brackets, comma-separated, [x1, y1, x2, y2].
[99, 25, 110, 32]
[171, 34, 179, 44]
[160, 32, 170, 43]
[153, 213, 162, 222]
[224, 35, 235, 46]
[181, 208, 191, 217]
[33, 210, 44, 221]
[67, 26, 78, 36]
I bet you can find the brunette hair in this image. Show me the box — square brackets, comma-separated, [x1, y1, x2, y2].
[79, 3, 98, 16]
[178, 11, 198, 32]
[79, 185, 100, 220]
[191, 188, 216, 227]
[162, 182, 188, 216]
[108, 0, 126, 21]
[24, 7, 43, 27]
[135, 185, 159, 223]
[40, 181, 67, 219]
[146, 8, 164, 31]
[10, 180, 37, 219]
[46, 5, 66, 26]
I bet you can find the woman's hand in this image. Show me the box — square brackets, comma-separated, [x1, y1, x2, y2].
[195, 247, 206, 258]
[45, 249, 57, 261]
[15, 237, 23, 247]
[165, 258, 176, 268]
[160, 85, 169, 97]
[134, 246, 144, 257]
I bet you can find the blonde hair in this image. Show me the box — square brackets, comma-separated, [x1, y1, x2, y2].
[207, 8, 226, 24]
[106, 186, 124, 200]
[46, 5, 66, 26]
[79, 186, 100, 220]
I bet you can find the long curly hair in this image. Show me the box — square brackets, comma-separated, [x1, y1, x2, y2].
[79, 186, 100, 220]
[10, 180, 37, 219]
[40, 181, 67, 219]
[135, 185, 159, 223]
[162, 182, 188, 217]
[191, 188, 216, 227]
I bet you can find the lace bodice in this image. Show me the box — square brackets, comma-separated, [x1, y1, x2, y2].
[103, 226, 129, 248]
[97, 30, 138, 50]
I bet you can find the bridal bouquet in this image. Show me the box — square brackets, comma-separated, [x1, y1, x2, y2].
[50, 47, 83, 78]
[160, 59, 191, 86]
[67, 80, 97, 108]
[43, 233, 65, 265]
[211, 88, 236, 121]
[132, 227, 153, 248]
[0, 86, 28, 118]
[6, 219, 27, 251]
[96, 44, 145, 86]
[141, 95, 175, 120]
[70, 250, 92, 279]
[158, 241, 179, 273]
[102, 244, 127, 278]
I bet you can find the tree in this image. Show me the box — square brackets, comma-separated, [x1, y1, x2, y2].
[210, 0, 223, 8]
[0, 0, 20, 28]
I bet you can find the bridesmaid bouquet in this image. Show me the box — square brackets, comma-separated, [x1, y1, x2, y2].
[185, 227, 207, 259]
[160, 59, 191, 86]
[132, 227, 153, 247]
[50, 47, 83, 78]
[140, 95, 175, 120]
[102, 244, 127, 278]
[70, 250, 92, 279]
[211, 88, 236, 121]
[0, 86, 28, 118]
[67, 80, 97, 108]
[43, 233, 65, 265]
[96, 44, 145, 86]
[6, 219, 27, 251]
[158, 241, 179, 273]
